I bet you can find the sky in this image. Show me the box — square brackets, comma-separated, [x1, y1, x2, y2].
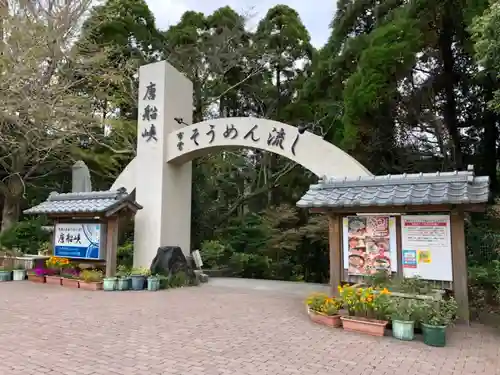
[145, 0, 336, 48]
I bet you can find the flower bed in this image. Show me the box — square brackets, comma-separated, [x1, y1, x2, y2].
[79, 270, 103, 291]
[337, 285, 391, 336]
[305, 281, 458, 346]
[27, 266, 55, 283]
[305, 293, 343, 328]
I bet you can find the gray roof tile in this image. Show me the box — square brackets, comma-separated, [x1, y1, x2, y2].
[24, 188, 140, 215]
[296, 168, 490, 209]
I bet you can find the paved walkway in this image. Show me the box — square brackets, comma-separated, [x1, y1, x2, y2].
[0, 280, 499, 375]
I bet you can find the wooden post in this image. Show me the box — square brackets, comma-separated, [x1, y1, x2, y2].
[328, 214, 342, 297]
[450, 210, 469, 324]
[105, 216, 119, 277]
[395, 216, 403, 278]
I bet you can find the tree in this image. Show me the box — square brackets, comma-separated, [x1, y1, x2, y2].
[71, 0, 164, 187]
[0, 0, 126, 231]
[472, 0, 500, 112]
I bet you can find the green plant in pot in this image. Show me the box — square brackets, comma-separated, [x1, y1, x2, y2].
[12, 264, 26, 281]
[103, 274, 118, 291]
[79, 269, 104, 290]
[0, 265, 12, 281]
[419, 297, 458, 347]
[390, 298, 418, 341]
[130, 267, 150, 290]
[116, 265, 131, 291]
[147, 274, 161, 291]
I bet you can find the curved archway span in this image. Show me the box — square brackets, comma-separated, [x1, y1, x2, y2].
[110, 60, 374, 269]
[166, 117, 371, 178]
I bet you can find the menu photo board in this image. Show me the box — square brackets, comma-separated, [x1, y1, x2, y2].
[342, 216, 398, 276]
[401, 215, 452, 281]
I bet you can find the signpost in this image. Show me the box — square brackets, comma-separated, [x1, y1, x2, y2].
[401, 215, 452, 281]
[54, 223, 107, 260]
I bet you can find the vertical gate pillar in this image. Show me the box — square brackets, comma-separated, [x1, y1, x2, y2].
[134, 61, 193, 267]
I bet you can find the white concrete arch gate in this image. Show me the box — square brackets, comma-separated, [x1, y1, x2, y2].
[111, 61, 372, 267]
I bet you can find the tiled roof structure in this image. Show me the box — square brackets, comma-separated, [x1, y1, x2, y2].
[24, 188, 141, 215]
[296, 166, 490, 209]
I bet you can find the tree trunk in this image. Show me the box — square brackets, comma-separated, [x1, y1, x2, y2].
[1, 177, 23, 233]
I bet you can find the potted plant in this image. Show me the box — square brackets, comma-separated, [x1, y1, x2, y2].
[116, 265, 131, 291]
[79, 269, 104, 291]
[130, 267, 150, 290]
[339, 285, 391, 336]
[61, 268, 80, 288]
[12, 264, 26, 281]
[45, 265, 62, 285]
[0, 265, 12, 281]
[305, 292, 343, 327]
[45, 257, 71, 286]
[103, 275, 118, 291]
[390, 298, 419, 341]
[419, 297, 458, 347]
[27, 267, 47, 283]
[147, 274, 161, 291]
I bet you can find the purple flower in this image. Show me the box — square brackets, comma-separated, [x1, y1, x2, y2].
[34, 267, 47, 276]
[45, 268, 56, 276]
[62, 268, 80, 277]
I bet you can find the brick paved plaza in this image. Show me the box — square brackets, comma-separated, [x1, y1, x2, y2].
[1, 281, 499, 375]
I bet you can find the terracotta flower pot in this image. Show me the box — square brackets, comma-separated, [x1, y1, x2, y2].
[79, 281, 103, 291]
[28, 274, 45, 283]
[62, 278, 80, 288]
[45, 275, 62, 286]
[308, 310, 342, 328]
[340, 316, 388, 337]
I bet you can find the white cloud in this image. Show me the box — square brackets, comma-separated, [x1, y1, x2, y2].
[145, 0, 335, 47]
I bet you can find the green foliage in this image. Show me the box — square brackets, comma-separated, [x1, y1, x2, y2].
[468, 261, 500, 317]
[392, 276, 434, 295]
[420, 298, 459, 327]
[305, 292, 343, 316]
[390, 298, 421, 322]
[116, 265, 130, 278]
[202, 206, 329, 282]
[131, 266, 150, 276]
[365, 270, 392, 288]
[0, 218, 50, 255]
[158, 271, 193, 289]
[200, 240, 232, 269]
[342, 9, 423, 150]
[168, 272, 187, 288]
[117, 241, 134, 268]
[471, 0, 500, 111]
[228, 252, 272, 279]
[80, 269, 104, 283]
[218, 213, 268, 255]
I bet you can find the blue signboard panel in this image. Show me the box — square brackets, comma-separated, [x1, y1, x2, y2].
[54, 223, 102, 260]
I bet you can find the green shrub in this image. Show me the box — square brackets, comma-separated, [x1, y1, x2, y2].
[200, 240, 232, 269]
[228, 252, 271, 279]
[0, 217, 50, 254]
[468, 262, 500, 318]
[117, 241, 133, 268]
[169, 271, 187, 287]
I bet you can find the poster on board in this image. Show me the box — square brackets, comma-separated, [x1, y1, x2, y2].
[401, 215, 452, 281]
[54, 223, 104, 260]
[342, 216, 398, 276]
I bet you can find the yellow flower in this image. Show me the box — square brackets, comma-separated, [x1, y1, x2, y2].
[381, 288, 391, 295]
